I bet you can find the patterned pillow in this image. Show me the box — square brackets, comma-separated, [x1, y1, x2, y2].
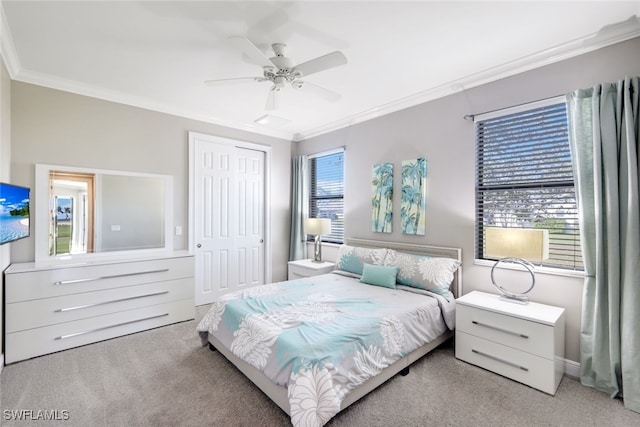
[384, 249, 460, 295]
[335, 244, 388, 275]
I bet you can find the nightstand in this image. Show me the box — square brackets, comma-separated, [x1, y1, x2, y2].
[455, 291, 565, 395]
[287, 259, 334, 280]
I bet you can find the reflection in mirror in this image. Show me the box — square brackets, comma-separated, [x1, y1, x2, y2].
[35, 164, 173, 264]
[96, 174, 166, 252]
[49, 171, 95, 256]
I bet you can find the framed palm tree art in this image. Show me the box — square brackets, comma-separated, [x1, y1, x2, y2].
[401, 157, 427, 235]
[371, 162, 393, 233]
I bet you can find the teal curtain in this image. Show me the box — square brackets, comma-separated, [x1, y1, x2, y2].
[289, 155, 308, 261]
[567, 76, 640, 412]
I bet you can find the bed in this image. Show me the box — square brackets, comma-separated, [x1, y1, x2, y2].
[197, 238, 462, 427]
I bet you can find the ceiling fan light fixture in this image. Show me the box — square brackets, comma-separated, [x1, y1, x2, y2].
[211, 37, 347, 109]
[274, 76, 287, 89]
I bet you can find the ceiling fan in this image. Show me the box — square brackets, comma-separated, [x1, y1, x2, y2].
[205, 36, 347, 110]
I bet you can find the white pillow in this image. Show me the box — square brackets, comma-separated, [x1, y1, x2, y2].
[384, 249, 460, 295]
[335, 244, 388, 275]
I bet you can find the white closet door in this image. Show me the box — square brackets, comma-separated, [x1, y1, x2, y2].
[191, 134, 266, 305]
[235, 147, 265, 289]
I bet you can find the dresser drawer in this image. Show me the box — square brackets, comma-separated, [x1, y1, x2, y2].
[6, 256, 194, 302]
[5, 299, 194, 364]
[456, 331, 559, 395]
[457, 304, 554, 359]
[6, 278, 194, 333]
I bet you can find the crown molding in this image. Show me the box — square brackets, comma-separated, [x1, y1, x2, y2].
[0, 1, 292, 142]
[15, 68, 294, 141]
[293, 16, 640, 142]
[2, 4, 638, 144]
[0, 4, 20, 76]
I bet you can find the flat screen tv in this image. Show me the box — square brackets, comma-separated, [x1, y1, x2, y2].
[0, 182, 30, 245]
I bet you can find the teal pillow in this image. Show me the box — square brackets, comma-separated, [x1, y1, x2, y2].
[360, 263, 398, 289]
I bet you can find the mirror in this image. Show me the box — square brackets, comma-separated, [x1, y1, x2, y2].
[35, 164, 173, 264]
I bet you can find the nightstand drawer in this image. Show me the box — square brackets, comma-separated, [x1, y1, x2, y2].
[288, 265, 315, 279]
[287, 260, 334, 280]
[456, 331, 558, 395]
[457, 304, 554, 359]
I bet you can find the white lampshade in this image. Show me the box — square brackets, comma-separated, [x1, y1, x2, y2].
[485, 227, 549, 262]
[304, 218, 332, 236]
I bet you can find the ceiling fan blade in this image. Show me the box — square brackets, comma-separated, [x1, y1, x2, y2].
[299, 81, 341, 102]
[293, 51, 347, 77]
[204, 77, 266, 86]
[265, 87, 279, 110]
[227, 36, 277, 68]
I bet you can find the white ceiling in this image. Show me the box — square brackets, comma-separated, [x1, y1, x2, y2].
[2, 1, 639, 141]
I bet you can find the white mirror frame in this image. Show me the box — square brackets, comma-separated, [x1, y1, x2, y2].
[35, 164, 174, 265]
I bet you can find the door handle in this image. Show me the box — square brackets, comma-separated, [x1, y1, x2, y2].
[196, 243, 202, 248]
[260, 239, 264, 243]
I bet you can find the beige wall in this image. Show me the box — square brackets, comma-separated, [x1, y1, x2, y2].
[295, 37, 640, 363]
[10, 82, 292, 281]
[0, 57, 11, 363]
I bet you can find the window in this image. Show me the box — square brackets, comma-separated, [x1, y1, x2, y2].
[309, 149, 344, 243]
[475, 99, 583, 271]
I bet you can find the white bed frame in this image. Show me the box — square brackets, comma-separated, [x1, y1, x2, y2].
[207, 238, 462, 417]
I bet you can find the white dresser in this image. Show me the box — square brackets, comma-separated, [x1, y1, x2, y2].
[4, 252, 195, 364]
[287, 259, 334, 280]
[455, 291, 565, 395]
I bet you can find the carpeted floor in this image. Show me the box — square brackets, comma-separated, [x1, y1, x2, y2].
[1, 305, 639, 427]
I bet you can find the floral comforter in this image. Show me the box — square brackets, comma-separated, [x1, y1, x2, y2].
[197, 271, 453, 427]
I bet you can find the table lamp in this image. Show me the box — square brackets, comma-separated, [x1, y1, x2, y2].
[484, 227, 549, 304]
[304, 218, 332, 263]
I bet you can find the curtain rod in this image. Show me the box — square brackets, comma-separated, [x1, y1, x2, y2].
[464, 94, 566, 121]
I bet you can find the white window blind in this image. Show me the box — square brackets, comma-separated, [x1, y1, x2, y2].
[475, 100, 583, 271]
[309, 149, 344, 243]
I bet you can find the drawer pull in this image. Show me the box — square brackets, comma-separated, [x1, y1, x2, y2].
[54, 313, 169, 340]
[53, 269, 170, 285]
[54, 291, 169, 313]
[471, 320, 529, 339]
[472, 349, 529, 371]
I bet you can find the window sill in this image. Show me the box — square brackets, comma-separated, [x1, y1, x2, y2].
[474, 259, 585, 278]
[321, 241, 342, 248]
[306, 240, 343, 247]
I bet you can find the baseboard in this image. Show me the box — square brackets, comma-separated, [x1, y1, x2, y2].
[563, 357, 580, 379]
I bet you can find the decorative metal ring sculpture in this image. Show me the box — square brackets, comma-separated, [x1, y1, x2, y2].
[490, 257, 535, 303]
